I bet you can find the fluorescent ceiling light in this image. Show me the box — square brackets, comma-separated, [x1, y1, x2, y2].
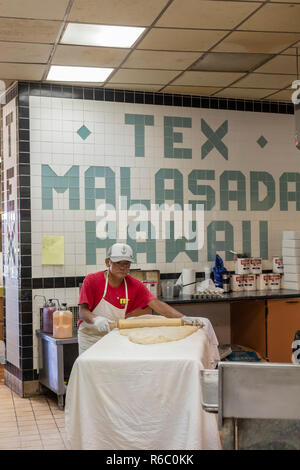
[61, 23, 145, 48]
[47, 65, 113, 82]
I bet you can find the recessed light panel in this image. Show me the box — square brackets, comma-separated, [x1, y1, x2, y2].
[61, 23, 145, 48]
[47, 65, 113, 82]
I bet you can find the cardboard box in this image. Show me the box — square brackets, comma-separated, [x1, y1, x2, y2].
[130, 269, 161, 296]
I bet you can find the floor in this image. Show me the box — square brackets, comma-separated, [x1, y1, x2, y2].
[0, 364, 68, 450]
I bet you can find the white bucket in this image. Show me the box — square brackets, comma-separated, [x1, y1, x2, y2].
[268, 273, 281, 290]
[234, 258, 250, 275]
[272, 256, 283, 273]
[249, 257, 262, 274]
[230, 274, 244, 291]
[244, 274, 256, 291]
[256, 273, 269, 290]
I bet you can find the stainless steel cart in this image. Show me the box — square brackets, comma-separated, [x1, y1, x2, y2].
[36, 330, 78, 409]
[200, 362, 300, 450]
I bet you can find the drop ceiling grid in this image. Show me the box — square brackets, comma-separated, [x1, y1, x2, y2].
[0, 0, 299, 100]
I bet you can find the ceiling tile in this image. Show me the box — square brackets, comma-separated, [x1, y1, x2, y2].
[0, 0, 70, 20]
[172, 71, 245, 87]
[0, 18, 61, 43]
[0, 42, 52, 63]
[215, 88, 277, 100]
[108, 69, 179, 84]
[122, 50, 201, 70]
[156, 0, 259, 29]
[52, 45, 129, 67]
[191, 53, 272, 73]
[255, 55, 299, 74]
[104, 83, 162, 91]
[68, 0, 168, 26]
[264, 89, 293, 101]
[283, 48, 299, 55]
[137, 28, 229, 51]
[232, 73, 294, 89]
[162, 85, 221, 96]
[240, 3, 300, 32]
[0, 63, 46, 80]
[213, 31, 300, 54]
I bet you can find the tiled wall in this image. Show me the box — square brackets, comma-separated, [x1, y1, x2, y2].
[27, 87, 298, 277]
[1, 80, 299, 388]
[2, 93, 20, 369]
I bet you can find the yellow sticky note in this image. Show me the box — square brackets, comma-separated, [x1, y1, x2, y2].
[42, 236, 64, 265]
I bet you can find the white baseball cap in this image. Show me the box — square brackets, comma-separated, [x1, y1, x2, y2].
[107, 243, 134, 263]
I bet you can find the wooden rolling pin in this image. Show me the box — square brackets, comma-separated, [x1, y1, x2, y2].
[110, 318, 187, 330]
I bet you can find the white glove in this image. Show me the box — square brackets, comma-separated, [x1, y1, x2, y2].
[182, 316, 204, 328]
[93, 316, 111, 333]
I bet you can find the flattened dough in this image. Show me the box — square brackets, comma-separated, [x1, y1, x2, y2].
[120, 325, 198, 345]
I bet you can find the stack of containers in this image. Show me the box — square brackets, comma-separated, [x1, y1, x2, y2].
[231, 257, 260, 291]
[282, 231, 300, 290]
[230, 257, 283, 291]
[270, 255, 283, 290]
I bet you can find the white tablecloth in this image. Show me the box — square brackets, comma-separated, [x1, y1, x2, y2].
[65, 326, 221, 450]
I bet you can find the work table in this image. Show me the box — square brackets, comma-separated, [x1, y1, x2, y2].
[159, 289, 300, 304]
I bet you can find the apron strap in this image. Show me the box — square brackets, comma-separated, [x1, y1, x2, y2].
[103, 271, 129, 315]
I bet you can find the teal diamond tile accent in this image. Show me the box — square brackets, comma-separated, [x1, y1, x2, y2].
[77, 125, 91, 140]
[257, 135, 268, 148]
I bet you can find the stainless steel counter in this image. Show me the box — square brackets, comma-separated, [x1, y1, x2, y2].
[36, 330, 78, 409]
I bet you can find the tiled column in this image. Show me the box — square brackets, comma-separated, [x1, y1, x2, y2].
[1, 83, 37, 396]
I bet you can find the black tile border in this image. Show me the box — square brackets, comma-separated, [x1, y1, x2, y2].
[18, 81, 294, 115]
[32, 277, 85, 289]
